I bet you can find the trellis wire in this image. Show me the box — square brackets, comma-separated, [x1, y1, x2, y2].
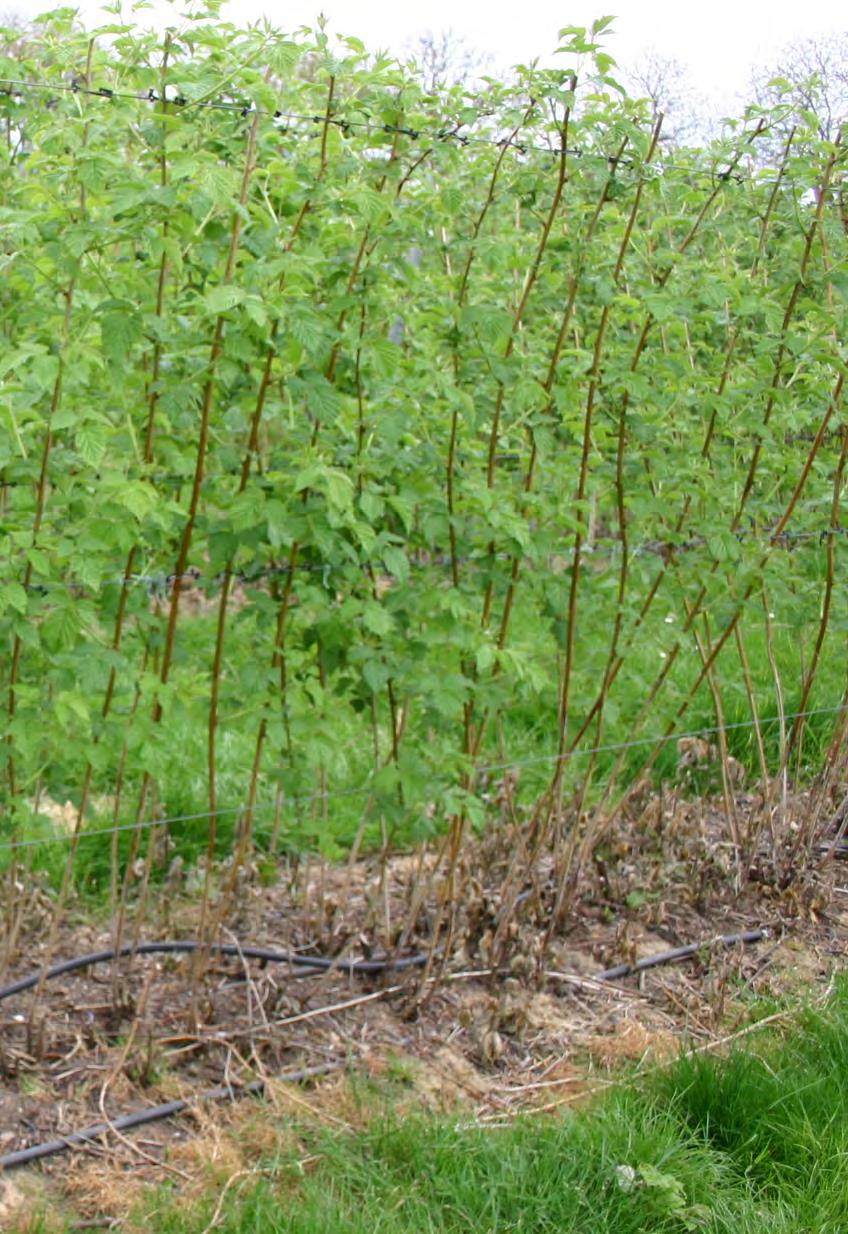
[1, 72, 845, 186]
[1, 701, 844, 854]
[0, 521, 843, 599]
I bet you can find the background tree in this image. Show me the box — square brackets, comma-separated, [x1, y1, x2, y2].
[405, 28, 493, 93]
[0, 12, 41, 163]
[619, 48, 712, 146]
[749, 31, 846, 234]
[752, 31, 848, 145]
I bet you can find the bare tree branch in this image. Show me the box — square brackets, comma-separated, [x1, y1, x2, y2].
[405, 28, 493, 93]
[751, 32, 848, 147]
[619, 49, 713, 146]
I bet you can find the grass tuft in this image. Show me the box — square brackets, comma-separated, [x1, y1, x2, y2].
[59, 976, 846, 1234]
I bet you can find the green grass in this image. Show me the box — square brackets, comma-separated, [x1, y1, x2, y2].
[48, 976, 847, 1234]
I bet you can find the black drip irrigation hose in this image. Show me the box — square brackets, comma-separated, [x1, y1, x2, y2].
[593, 929, 768, 982]
[0, 939, 431, 1004]
[0, 1063, 337, 1171]
[0, 927, 768, 1174]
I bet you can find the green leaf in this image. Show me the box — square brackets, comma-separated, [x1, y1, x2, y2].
[0, 345, 48, 383]
[476, 642, 496, 673]
[442, 185, 465, 214]
[26, 548, 50, 576]
[42, 603, 81, 652]
[100, 310, 143, 371]
[463, 304, 513, 347]
[362, 602, 393, 636]
[265, 499, 290, 548]
[203, 285, 247, 315]
[348, 186, 388, 223]
[324, 468, 353, 512]
[55, 690, 90, 729]
[303, 374, 341, 423]
[829, 273, 848, 303]
[287, 311, 324, 354]
[359, 490, 384, 522]
[0, 582, 28, 615]
[382, 545, 409, 582]
[197, 162, 239, 205]
[76, 424, 107, 468]
[371, 336, 400, 375]
[244, 296, 269, 327]
[707, 532, 742, 563]
[638, 1161, 686, 1196]
[362, 658, 390, 693]
[118, 481, 158, 520]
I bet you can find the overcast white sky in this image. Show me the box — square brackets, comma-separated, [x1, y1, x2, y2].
[7, 0, 847, 112]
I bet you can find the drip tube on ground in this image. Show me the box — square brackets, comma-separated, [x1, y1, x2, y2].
[0, 927, 768, 1172]
[0, 939, 431, 1005]
[0, 1063, 337, 1171]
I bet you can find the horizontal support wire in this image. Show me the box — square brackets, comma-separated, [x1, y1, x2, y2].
[0, 521, 844, 597]
[0, 73, 599, 157]
[1, 73, 844, 185]
[1, 703, 844, 853]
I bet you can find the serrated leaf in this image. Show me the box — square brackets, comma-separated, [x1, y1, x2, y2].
[203, 285, 246, 315]
[42, 604, 80, 652]
[442, 185, 465, 214]
[118, 481, 158, 520]
[362, 658, 390, 693]
[362, 602, 393, 636]
[591, 14, 615, 34]
[101, 310, 142, 370]
[26, 547, 50, 576]
[359, 491, 384, 522]
[265, 498, 290, 548]
[76, 424, 107, 468]
[348, 187, 388, 224]
[387, 494, 414, 532]
[829, 273, 848, 303]
[463, 304, 513, 347]
[707, 532, 742, 563]
[269, 40, 300, 76]
[304, 375, 341, 423]
[244, 296, 268, 327]
[288, 312, 324, 353]
[382, 545, 409, 582]
[55, 690, 90, 725]
[31, 354, 60, 391]
[0, 582, 28, 615]
[74, 555, 104, 590]
[0, 345, 47, 383]
[371, 336, 400, 375]
[52, 407, 81, 430]
[323, 468, 353, 512]
[476, 642, 496, 672]
[293, 464, 320, 494]
[197, 162, 239, 205]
